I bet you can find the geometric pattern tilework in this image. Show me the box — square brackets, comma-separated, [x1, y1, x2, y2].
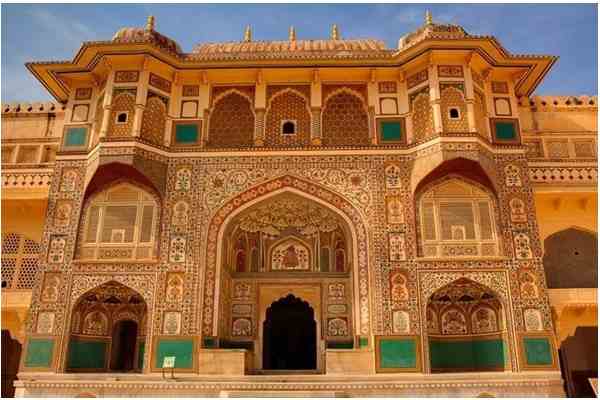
[141, 94, 168, 146]
[206, 86, 256, 148]
[440, 84, 469, 133]
[264, 86, 311, 147]
[321, 86, 370, 146]
[23, 140, 555, 375]
[208, 89, 255, 148]
[410, 88, 434, 143]
[107, 90, 136, 138]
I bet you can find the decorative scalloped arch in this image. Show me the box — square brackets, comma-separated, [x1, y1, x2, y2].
[202, 175, 372, 336]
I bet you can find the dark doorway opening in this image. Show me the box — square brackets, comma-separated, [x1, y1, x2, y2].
[1, 330, 21, 398]
[559, 326, 598, 397]
[263, 294, 317, 370]
[109, 320, 138, 371]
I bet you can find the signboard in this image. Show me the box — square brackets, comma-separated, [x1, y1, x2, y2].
[162, 356, 176, 369]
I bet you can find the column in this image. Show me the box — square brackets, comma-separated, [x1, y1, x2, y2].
[463, 66, 477, 133]
[99, 66, 115, 139]
[428, 63, 443, 135]
[310, 69, 322, 146]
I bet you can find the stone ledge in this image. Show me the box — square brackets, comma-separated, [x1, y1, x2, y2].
[15, 372, 564, 397]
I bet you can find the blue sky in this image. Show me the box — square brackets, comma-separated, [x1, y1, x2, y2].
[1, 4, 597, 102]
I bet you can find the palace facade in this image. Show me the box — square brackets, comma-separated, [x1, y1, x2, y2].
[1, 13, 597, 397]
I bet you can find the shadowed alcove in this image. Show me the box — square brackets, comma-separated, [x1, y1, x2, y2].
[262, 294, 317, 371]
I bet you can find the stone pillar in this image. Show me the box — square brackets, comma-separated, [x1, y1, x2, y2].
[254, 70, 266, 146]
[164, 72, 181, 147]
[199, 71, 210, 148]
[99, 67, 115, 139]
[428, 63, 443, 135]
[310, 69, 322, 146]
[367, 74, 378, 144]
[311, 107, 322, 145]
[254, 108, 265, 146]
[132, 59, 150, 138]
[463, 66, 478, 133]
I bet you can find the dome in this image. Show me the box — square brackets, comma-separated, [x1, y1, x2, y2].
[112, 16, 182, 54]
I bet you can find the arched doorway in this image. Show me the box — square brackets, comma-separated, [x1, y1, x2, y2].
[109, 320, 138, 371]
[66, 281, 147, 372]
[426, 278, 507, 373]
[262, 294, 317, 370]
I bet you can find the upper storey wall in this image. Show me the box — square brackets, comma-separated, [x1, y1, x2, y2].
[2, 103, 65, 140]
[518, 96, 597, 133]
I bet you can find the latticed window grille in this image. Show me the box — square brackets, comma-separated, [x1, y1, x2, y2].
[1, 233, 40, 289]
[419, 179, 499, 258]
[79, 183, 158, 260]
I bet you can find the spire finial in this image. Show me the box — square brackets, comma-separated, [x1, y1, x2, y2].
[289, 26, 296, 42]
[425, 10, 433, 25]
[244, 25, 252, 42]
[331, 24, 340, 40]
[146, 15, 155, 31]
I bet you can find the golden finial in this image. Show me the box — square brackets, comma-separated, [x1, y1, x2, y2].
[243, 25, 252, 42]
[146, 15, 155, 31]
[331, 24, 340, 40]
[425, 10, 433, 25]
[289, 26, 296, 42]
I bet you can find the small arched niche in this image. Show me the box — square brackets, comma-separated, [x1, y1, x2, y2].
[426, 278, 508, 373]
[66, 281, 147, 372]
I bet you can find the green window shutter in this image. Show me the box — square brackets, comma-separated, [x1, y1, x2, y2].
[495, 121, 516, 141]
[25, 338, 54, 368]
[379, 338, 416, 369]
[67, 339, 108, 370]
[524, 337, 553, 365]
[358, 336, 369, 348]
[155, 338, 194, 369]
[64, 127, 88, 147]
[138, 340, 145, 370]
[381, 121, 403, 142]
[175, 124, 199, 144]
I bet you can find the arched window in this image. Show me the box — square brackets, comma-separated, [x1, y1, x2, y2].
[418, 178, 499, 258]
[78, 183, 159, 261]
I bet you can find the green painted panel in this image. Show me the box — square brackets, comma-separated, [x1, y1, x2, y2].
[138, 340, 145, 370]
[524, 337, 553, 365]
[155, 338, 194, 369]
[67, 339, 108, 370]
[327, 341, 353, 349]
[358, 336, 369, 348]
[65, 127, 88, 146]
[202, 337, 218, 348]
[25, 338, 54, 368]
[473, 340, 505, 368]
[175, 124, 199, 144]
[379, 338, 416, 369]
[430, 339, 504, 370]
[495, 121, 516, 141]
[381, 121, 403, 142]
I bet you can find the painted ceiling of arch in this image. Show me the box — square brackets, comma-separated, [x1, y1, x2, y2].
[79, 281, 145, 306]
[430, 278, 497, 304]
[232, 193, 343, 238]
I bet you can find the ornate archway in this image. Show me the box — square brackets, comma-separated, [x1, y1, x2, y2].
[65, 281, 148, 372]
[201, 175, 372, 342]
[61, 274, 155, 373]
[418, 271, 516, 373]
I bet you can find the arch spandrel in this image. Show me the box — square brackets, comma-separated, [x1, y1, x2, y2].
[202, 175, 373, 337]
[70, 274, 156, 308]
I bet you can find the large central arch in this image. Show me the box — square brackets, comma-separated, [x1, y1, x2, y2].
[201, 175, 372, 339]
